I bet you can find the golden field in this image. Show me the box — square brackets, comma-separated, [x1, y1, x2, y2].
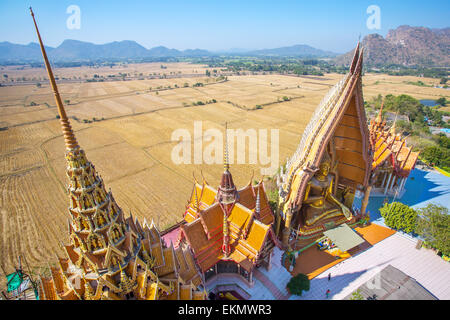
[0, 62, 449, 282]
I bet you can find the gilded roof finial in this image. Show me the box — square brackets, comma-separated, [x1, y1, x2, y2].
[349, 42, 361, 74]
[376, 100, 384, 124]
[390, 112, 398, 135]
[223, 122, 230, 172]
[193, 183, 200, 212]
[30, 8, 79, 150]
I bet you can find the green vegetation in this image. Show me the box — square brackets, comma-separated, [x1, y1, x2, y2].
[380, 202, 449, 258]
[404, 80, 432, 87]
[421, 139, 450, 171]
[192, 56, 330, 76]
[367, 65, 448, 79]
[349, 289, 364, 300]
[416, 204, 450, 257]
[436, 97, 447, 106]
[379, 202, 418, 234]
[287, 273, 310, 296]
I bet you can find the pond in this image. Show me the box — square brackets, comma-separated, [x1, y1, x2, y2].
[420, 99, 438, 107]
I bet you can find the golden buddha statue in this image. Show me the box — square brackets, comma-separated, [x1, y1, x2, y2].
[302, 153, 351, 226]
[97, 212, 105, 227]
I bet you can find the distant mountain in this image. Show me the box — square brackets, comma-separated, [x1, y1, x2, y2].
[245, 44, 339, 58]
[0, 41, 54, 62]
[336, 25, 450, 67]
[50, 39, 150, 60]
[0, 40, 212, 62]
[0, 40, 338, 63]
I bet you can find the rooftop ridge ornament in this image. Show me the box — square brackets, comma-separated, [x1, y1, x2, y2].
[30, 7, 79, 151]
[255, 186, 261, 220]
[350, 41, 360, 74]
[376, 100, 384, 124]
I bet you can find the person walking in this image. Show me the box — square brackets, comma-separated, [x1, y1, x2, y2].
[326, 289, 330, 299]
[328, 273, 331, 281]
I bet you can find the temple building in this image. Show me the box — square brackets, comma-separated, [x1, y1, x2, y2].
[175, 134, 281, 287]
[368, 104, 419, 198]
[30, 8, 205, 300]
[276, 43, 372, 250]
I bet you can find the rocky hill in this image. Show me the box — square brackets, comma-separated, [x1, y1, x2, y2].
[336, 25, 450, 67]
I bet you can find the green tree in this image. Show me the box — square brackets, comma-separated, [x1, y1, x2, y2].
[421, 146, 450, 170]
[379, 202, 418, 234]
[416, 204, 450, 256]
[287, 273, 310, 296]
[436, 97, 447, 106]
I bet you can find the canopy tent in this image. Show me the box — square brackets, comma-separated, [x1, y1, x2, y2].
[6, 271, 24, 293]
[323, 224, 365, 252]
[4, 270, 38, 299]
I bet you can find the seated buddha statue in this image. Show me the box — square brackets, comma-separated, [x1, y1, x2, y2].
[301, 154, 351, 226]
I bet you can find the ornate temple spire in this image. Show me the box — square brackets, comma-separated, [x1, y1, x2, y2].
[217, 122, 238, 209]
[119, 264, 135, 294]
[30, 8, 135, 277]
[30, 7, 78, 151]
[223, 122, 230, 172]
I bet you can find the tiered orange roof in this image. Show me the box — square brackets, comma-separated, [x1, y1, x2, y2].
[369, 105, 419, 177]
[180, 177, 280, 273]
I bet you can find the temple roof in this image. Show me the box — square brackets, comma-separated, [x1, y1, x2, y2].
[369, 108, 419, 177]
[279, 43, 371, 213]
[181, 179, 277, 272]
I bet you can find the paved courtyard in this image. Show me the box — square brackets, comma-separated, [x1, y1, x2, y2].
[206, 232, 449, 300]
[289, 232, 450, 300]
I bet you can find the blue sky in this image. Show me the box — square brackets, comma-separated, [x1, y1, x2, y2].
[0, 0, 448, 53]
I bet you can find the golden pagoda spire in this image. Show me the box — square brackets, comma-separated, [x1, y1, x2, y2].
[223, 122, 230, 171]
[30, 7, 79, 150]
[119, 263, 135, 294]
